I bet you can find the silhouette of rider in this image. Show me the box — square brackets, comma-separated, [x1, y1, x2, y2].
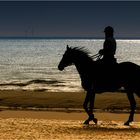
[97, 26, 117, 90]
[99, 26, 117, 64]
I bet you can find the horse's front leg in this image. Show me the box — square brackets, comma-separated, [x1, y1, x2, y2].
[83, 93, 90, 124]
[89, 92, 98, 124]
[83, 90, 97, 125]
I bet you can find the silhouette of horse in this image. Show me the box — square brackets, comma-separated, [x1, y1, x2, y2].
[58, 45, 140, 125]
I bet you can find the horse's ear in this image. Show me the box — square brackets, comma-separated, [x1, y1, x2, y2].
[67, 45, 70, 50]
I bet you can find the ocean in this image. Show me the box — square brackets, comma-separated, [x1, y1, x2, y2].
[0, 38, 140, 92]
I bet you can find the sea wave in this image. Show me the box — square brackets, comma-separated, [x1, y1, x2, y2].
[0, 79, 81, 92]
[0, 79, 61, 87]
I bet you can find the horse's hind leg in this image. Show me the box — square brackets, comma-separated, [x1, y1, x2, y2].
[124, 92, 136, 125]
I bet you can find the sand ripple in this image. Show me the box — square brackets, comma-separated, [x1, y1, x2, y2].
[0, 118, 140, 139]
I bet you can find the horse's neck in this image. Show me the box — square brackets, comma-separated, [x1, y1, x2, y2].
[75, 62, 85, 75]
[74, 58, 94, 79]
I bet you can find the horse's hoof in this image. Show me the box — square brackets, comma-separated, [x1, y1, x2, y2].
[84, 120, 89, 125]
[93, 118, 98, 124]
[124, 121, 130, 126]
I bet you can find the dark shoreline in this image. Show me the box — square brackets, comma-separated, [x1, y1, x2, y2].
[0, 90, 139, 114]
[0, 107, 140, 114]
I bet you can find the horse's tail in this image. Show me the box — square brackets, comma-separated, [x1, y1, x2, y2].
[119, 62, 140, 98]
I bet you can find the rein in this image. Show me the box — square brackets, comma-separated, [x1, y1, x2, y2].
[92, 53, 102, 60]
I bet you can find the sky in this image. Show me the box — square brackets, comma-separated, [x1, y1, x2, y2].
[0, 1, 140, 38]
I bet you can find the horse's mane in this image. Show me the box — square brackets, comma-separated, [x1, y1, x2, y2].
[70, 47, 93, 61]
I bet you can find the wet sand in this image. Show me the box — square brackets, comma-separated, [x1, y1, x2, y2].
[0, 90, 139, 111]
[0, 111, 140, 139]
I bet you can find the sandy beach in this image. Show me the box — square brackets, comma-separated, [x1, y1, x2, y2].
[0, 111, 139, 139]
[0, 90, 139, 139]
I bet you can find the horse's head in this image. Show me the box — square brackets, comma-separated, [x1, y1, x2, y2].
[58, 45, 74, 71]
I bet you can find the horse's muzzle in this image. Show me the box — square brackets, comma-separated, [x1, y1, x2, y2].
[58, 65, 64, 71]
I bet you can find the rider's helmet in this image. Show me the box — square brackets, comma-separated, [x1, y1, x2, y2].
[104, 26, 114, 34]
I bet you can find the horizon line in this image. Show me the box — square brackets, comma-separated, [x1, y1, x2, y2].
[0, 36, 140, 40]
